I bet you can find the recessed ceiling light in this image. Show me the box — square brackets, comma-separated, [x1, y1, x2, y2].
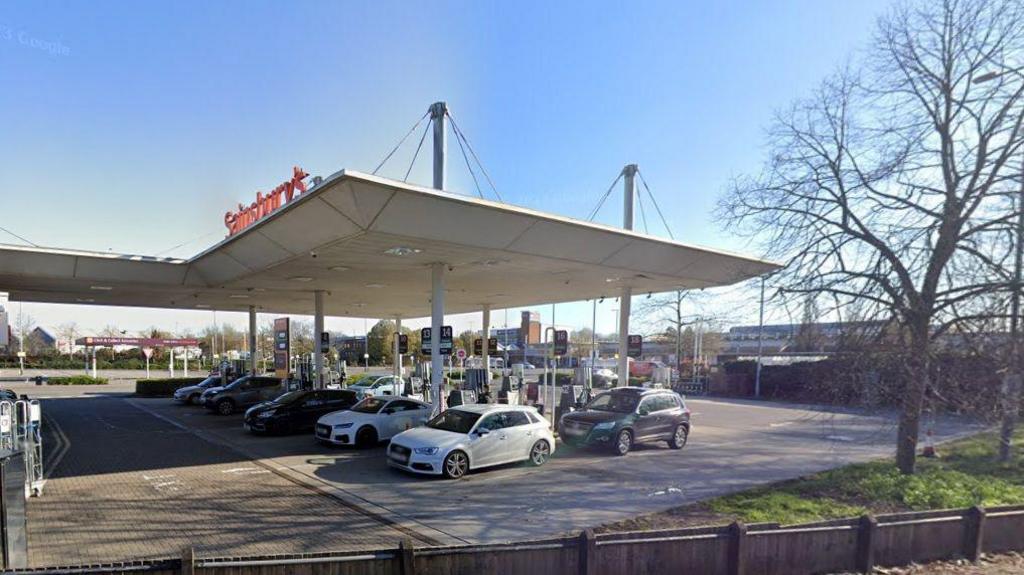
[289, 276, 314, 282]
[90, 285, 113, 291]
[352, 303, 366, 308]
[365, 283, 386, 289]
[196, 304, 211, 308]
[75, 298, 95, 303]
[605, 277, 621, 283]
[229, 294, 249, 299]
[329, 266, 349, 272]
[384, 246, 421, 256]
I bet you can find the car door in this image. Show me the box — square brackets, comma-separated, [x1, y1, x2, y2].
[234, 379, 258, 406]
[295, 391, 326, 429]
[633, 396, 661, 441]
[469, 412, 508, 468]
[500, 410, 535, 463]
[322, 390, 355, 417]
[379, 400, 418, 439]
[259, 378, 283, 402]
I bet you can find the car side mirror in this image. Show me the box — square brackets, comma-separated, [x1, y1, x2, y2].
[638, 407, 650, 416]
[476, 428, 490, 436]
[382, 408, 394, 415]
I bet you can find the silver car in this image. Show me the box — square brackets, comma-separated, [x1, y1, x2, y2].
[173, 376, 223, 405]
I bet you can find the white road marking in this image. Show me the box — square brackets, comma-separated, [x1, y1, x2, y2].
[769, 421, 795, 428]
[141, 474, 176, 481]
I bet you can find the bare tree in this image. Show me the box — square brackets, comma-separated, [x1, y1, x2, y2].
[719, 0, 1024, 474]
[637, 290, 695, 370]
[55, 321, 78, 355]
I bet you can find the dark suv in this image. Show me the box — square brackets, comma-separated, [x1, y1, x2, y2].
[558, 387, 690, 455]
[202, 375, 283, 415]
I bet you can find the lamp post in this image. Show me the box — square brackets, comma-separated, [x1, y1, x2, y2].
[975, 67, 1023, 461]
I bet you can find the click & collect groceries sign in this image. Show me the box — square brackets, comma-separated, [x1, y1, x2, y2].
[224, 166, 309, 236]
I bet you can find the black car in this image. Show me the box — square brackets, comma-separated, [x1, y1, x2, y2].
[244, 389, 359, 434]
[558, 387, 690, 455]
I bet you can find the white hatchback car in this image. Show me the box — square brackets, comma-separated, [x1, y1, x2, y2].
[316, 396, 431, 447]
[388, 404, 555, 479]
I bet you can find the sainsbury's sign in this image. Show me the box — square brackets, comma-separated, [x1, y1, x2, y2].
[224, 166, 309, 236]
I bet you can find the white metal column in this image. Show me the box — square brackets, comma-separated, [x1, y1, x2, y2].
[617, 164, 637, 386]
[314, 290, 325, 389]
[248, 305, 257, 375]
[430, 263, 445, 414]
[394, 317, 403, 379]
[482, 305, 491, 378]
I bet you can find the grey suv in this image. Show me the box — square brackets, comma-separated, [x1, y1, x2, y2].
[202, 375, 283, 415]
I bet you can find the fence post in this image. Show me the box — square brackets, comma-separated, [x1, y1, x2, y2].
[963, 505, 986, 562]
[180, 547, 194, 575]
[579, 529, 596, 575]
[399, 538, 416, 575]
[855, 514, 877, 573]
[728, 521, 747, 575]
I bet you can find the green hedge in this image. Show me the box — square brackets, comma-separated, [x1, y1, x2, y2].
[47, 376, 109, 386]
[135, 377, 207, 397]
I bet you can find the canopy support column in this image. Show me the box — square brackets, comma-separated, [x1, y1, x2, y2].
[482, 305, 491, 378]
[394, 317, 403, 380]
[430, 101, 447, 191]
[314, 290, 325, 389]
[618, 164, 637, 387]
[248, 305, 257, 376]
[431, 263, 445, 414]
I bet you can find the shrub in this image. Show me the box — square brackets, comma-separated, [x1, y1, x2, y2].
[135, 377, 208, 397]
[47, 376, 109, 386]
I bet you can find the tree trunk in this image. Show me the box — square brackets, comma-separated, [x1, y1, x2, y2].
[895, 325, 930, 474]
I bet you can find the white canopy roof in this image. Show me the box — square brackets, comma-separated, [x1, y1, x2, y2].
[0, 170, 779, 318]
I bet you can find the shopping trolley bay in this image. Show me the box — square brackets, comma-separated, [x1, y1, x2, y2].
[14, 381, 983, 566]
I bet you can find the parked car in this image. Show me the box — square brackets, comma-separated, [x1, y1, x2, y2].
[388, 404, 555, 479]
[591, 368, 619, 388]
[558, 387, 690, 456]
[244, 389, 359, 434]
[316, 396, 431, 447]
[173, 375, 226, 405]
[202, 375, 283, 415]
[0, 389, 19, 402]
[512, 362, 536, 371]
[347, 375, 403, 400]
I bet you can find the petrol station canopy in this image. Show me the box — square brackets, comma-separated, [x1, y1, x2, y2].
[0, 170, 780, 318]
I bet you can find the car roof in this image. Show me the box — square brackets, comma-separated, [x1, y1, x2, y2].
[605, 387, 674, 396]
[449, 403, 533, 415]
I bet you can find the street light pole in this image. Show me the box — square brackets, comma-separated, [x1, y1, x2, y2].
[975, 67, 1024, 461]
[755, 276, 766, 398]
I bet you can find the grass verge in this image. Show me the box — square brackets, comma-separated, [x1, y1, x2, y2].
[598, 428, 1024, 532]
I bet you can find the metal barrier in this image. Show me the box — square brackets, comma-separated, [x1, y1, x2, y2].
[15, 401, 43, 497]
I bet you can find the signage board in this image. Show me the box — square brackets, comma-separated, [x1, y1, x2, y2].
[473, 337, 499, 356]
[76, 336, 200, 347]
[397, 333, 408, 355]
[627, 334, 643, 359]
[554, 330, 569, 356]
[224, 166, 309, 236]
[420, 326, 453, 356]
[274, 317, 290, 378]
[456, 348, 466, 361]
[142, 347, 154, 360]
[320, 331, 330, 354]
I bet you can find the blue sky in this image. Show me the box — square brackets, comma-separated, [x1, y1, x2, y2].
[0, 0, 892, 338]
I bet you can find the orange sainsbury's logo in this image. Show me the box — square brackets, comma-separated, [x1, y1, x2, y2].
[224, 166, 309, 236]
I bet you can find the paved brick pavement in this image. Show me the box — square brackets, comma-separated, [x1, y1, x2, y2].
[27, 396, 423, 567]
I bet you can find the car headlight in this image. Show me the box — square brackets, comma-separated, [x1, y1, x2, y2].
[413, 447, 439, 455]
[256, 410, 276, 419]
[593, 422, 616, 431]
[333, 422, 354, 429]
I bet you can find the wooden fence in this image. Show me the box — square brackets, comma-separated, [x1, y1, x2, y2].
[7, 505, 1024, 575]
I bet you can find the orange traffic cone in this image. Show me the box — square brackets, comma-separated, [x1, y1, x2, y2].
[922, 427, 937, 458]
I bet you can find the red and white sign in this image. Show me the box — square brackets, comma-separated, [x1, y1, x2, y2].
[456, 348, 467, 361]
[142, 347, 154, 359]
[224, 166, 309, 236]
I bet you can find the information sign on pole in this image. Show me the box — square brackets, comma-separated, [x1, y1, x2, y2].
[274, 317, 290, 378]
[627, 334, 643, 359]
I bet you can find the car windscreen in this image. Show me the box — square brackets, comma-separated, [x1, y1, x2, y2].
[351, 397, 387, 414]
[272, 391, 307, 404]
[427, 410, 481, 434]
[225, 376, 251, 389]
[198, 377, 221, 387]
[586, 392, 639, 413]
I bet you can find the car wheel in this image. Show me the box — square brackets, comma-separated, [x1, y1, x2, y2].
[216, 399, 235, 416]
[443, 450, 469, 479]
[669, 424, 688, 450]
[529, 440, 551, 467]
[355, 426, 378, 448]
[187, 394, 199, 405]
[613, 429, 632, 456]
